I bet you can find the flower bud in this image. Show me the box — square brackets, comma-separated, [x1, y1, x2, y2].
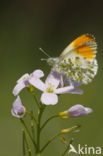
[60, 137, 67, 144]
[11, 96, 26, 118]
[61, 125, 80, 134]
[67, 104, 93, 117]
[59, 104, 93, 118]
[59, 111, 67, 116]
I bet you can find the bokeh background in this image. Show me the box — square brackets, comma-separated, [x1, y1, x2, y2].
[0, 0, 103, 156]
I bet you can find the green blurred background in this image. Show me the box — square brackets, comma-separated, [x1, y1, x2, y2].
[0, 0, 103, 156]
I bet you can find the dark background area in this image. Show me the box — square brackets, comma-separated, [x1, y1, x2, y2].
[0, 0, 103, 156]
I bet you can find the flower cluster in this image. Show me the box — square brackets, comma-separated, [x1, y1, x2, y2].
[11, 68, 93, 156]
[11, 69, 93, 117]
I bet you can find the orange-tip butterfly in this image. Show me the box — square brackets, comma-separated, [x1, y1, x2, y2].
[42, 34, 98, 84]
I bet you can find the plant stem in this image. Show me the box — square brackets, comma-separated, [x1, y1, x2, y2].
[28, 150, 32, 156]
[32, 92, 40, 108]
[22, 129, 32, 156]
[27, 111, 38, 125]
[40, 132, 61, 153]
[36, 105, 45, 155]
[36, 154, 40, 156]
[31, 121, 35, 139]
[20, 119, 36, 149]
[22, 130, 26, 156]
[40, 115, 59, 132]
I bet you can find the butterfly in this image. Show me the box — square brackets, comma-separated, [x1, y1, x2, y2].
[42, 34, 98, 84]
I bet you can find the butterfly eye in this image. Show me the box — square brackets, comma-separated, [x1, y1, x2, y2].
[47, 58, 55, 66]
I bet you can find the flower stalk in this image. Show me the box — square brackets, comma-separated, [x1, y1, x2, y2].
[40, 132, 61, 153]
[22, 130, 26, 156]
[36, 104, 46, 155]
[40, 115, 59, 131]
[20, 119, 36, 148]
[32, 92, 40, 108]
[11, 68, 94, 155]
[22, 129, 32, 156]
[27, 111, 38, 125]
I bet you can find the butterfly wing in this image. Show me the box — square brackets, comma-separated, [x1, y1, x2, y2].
[60, 34, 97, 60]
[58, 34, 98, 84]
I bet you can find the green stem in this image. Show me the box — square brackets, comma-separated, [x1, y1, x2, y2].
[40, 132, 61, 153]
[31, 121, 35, 139]
[36, 154, 40, 156]
[32, 92, 40, 108]
[22, 129, 32, 156]
[40, 115, 59, 132]
[61, 138, 74, 156]
[20, 119, 36, 148]
[22, 130, 26, 156]
[28, 150, 32, 156]
[36, 105, 45, 155]
[27, 111, 38, 125]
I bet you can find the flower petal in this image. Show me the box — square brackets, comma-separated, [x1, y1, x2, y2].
[11, 107, 26, 118]
[17, 73, 29, 83]
[64, 76, 71, 86]
[29, 78, 46, 91]
[72, 80, 82, 88]
[59, 74, 64, 87]
[85, 107, 93, 114]
[31, 69, 44, 78]
[11, 96, 26, 118]
[12, 96, 22, 108]
[45, 70, 61, 89]
[55, 86, 74, 94]
[13, 82, 25, 96]
[67, 104, 93, 117]
[66, 88, 83, 95]
[41, 92, 58, 105]
[64, 76, 82, 87]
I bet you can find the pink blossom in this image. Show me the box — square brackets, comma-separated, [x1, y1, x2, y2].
[13, 70, 44, 96]
[11, 96, 26, 118]
[67, 104, 93, 117]
[29, 70, 75, 105]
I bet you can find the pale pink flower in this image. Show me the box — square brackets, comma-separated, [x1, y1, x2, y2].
[13, 70, 44, 96]
[67, 104, 93, 117]
[11, 96, 26, 118]
[61, 74, 83, 94]
[29, 70, 75, 105]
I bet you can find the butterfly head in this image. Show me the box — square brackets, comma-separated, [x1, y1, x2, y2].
[47, 57, 59, 67]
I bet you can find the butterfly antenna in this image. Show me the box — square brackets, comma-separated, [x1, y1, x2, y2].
[41, 58, 47, 61]
[39, 47, 51, 58]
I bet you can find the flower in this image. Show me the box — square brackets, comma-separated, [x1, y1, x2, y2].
[61, 75, 83, 94]
[13, 69, 44, 96]
[11, 96, 26, 118]
[50, 70, 83, 95]
[66, 104, 93, 117]
[29, 70, 75, 105]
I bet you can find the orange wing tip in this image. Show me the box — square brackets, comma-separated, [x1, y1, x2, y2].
[85, 33, 95, 41]
[73, 34, 97, 60]
[74, 34, 95, 46]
